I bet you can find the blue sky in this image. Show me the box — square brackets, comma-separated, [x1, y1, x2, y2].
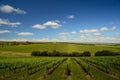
[0, 0, 120, 43]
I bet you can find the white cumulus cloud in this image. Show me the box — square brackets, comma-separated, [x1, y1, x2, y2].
[80, 26, 116, 33]
[59, 31, 77, 35]
[0, 4, 26, 14]
[100, 27, 108, 31]
[94, 33, 101, 36]
[80, 29, 99, 33]
[67, 15, 75, 19]
[0, 18, 21, 27]
[71, 31, 77, 34]
[17, 32, 34, 36]
[59, 32, 69, 35]
[0, 30, 10, 34]
[32, 21, 62, 29]
[110, 26, 116, 30]
[100, 26, 116, 31]
[32, 24, 46, 29]
[43, 21, 61, 28]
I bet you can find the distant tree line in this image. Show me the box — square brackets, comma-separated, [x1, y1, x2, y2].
[95, 50, 120, 56]
[31, 50, 120, 57]
[0, 41, 32, 47]
[31, 50, 91, 57]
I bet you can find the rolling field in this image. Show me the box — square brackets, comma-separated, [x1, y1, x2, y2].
[0, 43, 120, 56]
[0, 43, 120, 80]
[0, 55, 120, 80]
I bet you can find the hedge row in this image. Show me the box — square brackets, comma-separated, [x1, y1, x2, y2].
[31, 50, 91, 57]
[95, 50, 120, 56]
[31, 50, 120, 57]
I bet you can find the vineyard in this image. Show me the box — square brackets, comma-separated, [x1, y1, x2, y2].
[0, 55, 120, 80]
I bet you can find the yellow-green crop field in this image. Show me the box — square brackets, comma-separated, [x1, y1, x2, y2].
[0, 43, 120, 56]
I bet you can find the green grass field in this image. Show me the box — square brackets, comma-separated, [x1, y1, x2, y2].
[0, 43, 120, 56]
[0, 43, 120, 80]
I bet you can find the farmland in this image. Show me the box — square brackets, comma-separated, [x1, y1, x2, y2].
[0, 43, 120, 80]
[0, 55, 120, 80]
[0, 43, 120, 56]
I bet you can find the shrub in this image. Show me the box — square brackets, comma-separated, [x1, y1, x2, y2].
[95, 50, 119, 56]
[71, 52, 81, 57]
[31, 50, 91, 57]
[52, 50, 60, 56]
[82, 51, 91, 56]
[31, 51, 40, 56]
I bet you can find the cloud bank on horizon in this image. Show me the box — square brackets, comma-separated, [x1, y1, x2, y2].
[0, 0, 120, 43]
